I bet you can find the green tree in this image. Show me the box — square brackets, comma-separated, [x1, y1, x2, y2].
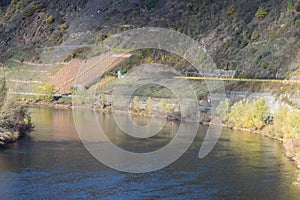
[228, 99, 252, 128]
[273, 105, 289, 138]
[216, 98, 230, 122]
[251, 98, 269, 129]
[37, 84, 55, 102]
[101, 93, 107, 105]
[0, 76, 7, 108]
[133, 96, 140, 113]
[146, 97, 153, 114]
[285, 110, 300, 138]
[0, 77, 33, 136]
[159, 99, 167, 113]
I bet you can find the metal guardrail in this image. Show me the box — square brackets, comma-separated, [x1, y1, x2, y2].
[176, 76, 300, 83]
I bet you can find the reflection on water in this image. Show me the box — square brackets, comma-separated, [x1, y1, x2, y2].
[0, 107, 299, 199]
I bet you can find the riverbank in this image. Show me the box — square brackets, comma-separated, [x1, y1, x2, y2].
[18, 99, 72, 109]
[16, 98, 299, 169]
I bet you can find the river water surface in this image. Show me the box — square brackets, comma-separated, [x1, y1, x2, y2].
[0, 107, 300, 199]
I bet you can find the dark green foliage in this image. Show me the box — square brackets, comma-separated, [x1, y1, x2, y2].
[0, 9, 3, 17]
[291, 15, 300, 25]
[295, 3, 300, 12]
[141, 0, 159, 10]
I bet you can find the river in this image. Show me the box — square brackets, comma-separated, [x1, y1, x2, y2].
[0, 107, 300, 199]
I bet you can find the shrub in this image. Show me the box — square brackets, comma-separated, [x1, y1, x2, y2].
[23, 3, 42, 17]
[226, 5, 235, 16]
[228, 99, 250, 128]
[291, 15, 300, 25]
[64, 47, 90, 62]
[144, 56, 152, 63]
[255, 6, 268, 20]
[261, 62, 268, 69]
[60, 24, 68, 31]
[0, 77, 7, 108]
[285, 110, 300, 138]
[143, 0, 159, 10]
[72, 85, 87, 104]
[133, 96, 140, 113]
[287, 1, 294, 11]
[232, 17, 238, 23]
[295, 3, 300, 12]
[146, 97, 153, 114]
[0, 77, 33, 134]
[226, 98, 269, 129]
[4, 0, 17, 17]
[251, 98, 269, 129]
[43, 16, 53, 24]
[216, 98, 230, 122]
[159, 99, 167, 113]
[36, 84, 55, 102]
[100, 93, 107, 105]
[15, 1, 22, 13]
[251, 30, 259, 41]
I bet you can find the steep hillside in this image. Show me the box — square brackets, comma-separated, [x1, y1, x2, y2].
[0, 0, 299, 79]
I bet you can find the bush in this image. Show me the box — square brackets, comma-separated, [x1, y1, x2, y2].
[0, 77, 7, 108]
[64, 47, 90, 62]
[36, 84, 55, 102]
[255, 6, 268, 20]
[142, 0, 159, 10]
[226, 5, 235, 16]
[285, 110, 300, 138]
[287, 1, 294, 11]
[43, 16, 53, 24]
[15, 0, 23, 13]
[159, 99, 167, 113]
[216, 98, 230, 122]
[291, 15, 300, 25]
[0, 77, 33, 135]
[146, 97, 153, 114]
[295, 3, 300, 12]
[23, 3, 42, 17]
[60, 24, 68, 31]
[99, 93, 107, 105]
[225, 98, 269, 129]
[133, 96, 140, 113]
[251, 30, 259, 41]
[251, 98, 269, 129]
